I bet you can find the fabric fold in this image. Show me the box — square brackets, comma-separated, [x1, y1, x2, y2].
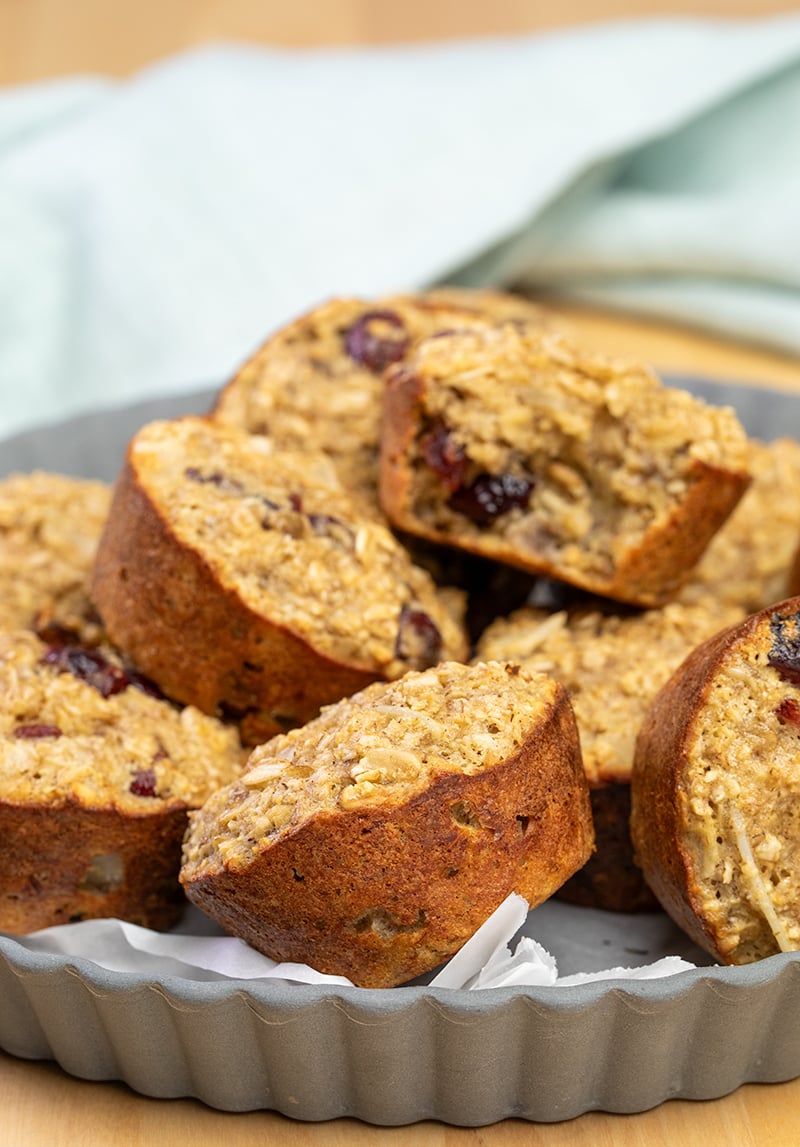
[0, 15, 799, 440]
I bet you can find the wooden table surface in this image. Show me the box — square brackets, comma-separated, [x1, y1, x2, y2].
[2, 0, 799, 85]
[3, 2, 800, 1143]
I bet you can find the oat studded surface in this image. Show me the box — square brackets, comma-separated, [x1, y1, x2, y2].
[386, 324, 750, 593]
[182, 660, 560, 879]
[128, 418, 465, 673]
[679, 437, 800, 612]
[0, 630, 244, 812]
[213, 291, 545, 506]
[0, 471, 110, 633]
[477, 599, 745, 785]
[674, 613, 800, 961]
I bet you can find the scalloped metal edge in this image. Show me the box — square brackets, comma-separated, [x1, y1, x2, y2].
[2, 938, 800, 1122]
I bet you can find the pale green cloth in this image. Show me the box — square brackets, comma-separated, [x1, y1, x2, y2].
[1, 15, 799, 440]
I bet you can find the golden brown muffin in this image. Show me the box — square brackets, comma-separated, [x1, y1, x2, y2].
[0, 629, 244, 933]
[631, 597, 800, 964]
[477, 599, 745, 911]
[790, 543, 800, 597]
[379, 325, 751, 607]
[91, 417, 468, 744]
[679, 437, 800, 613]
[0, 471, 110, 642]
[181, 660, 593, 988]
[211, 289, 546, 513]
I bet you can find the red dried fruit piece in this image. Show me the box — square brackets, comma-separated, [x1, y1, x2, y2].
[282, 493, 354, 547]
[13, 723, 63, 739]
[42, 645, 128, 698]
[184, 467, 245, 496]
[185, 467, 224, 485]
[40, 645, 163, 701]
[777, 697, 800, 728]
[768, 613, 800, 686]
[343, 309, 410, 373]
[125, 668, 166, 700]
[129, 768, 158, 797]
[421, 421, 467, 493]
[395, 605, 443, 668]
[448, 473, 533, 526]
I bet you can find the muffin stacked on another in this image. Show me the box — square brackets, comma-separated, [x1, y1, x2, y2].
[181, 660, 593, 988]
[379, 324, 751, 607]
[0, 629, 244, 933]
[91, 417, 468, 744]
[212, 290, 546, 514]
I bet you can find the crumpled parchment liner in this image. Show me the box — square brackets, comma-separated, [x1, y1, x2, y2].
[6, 893, 701, 989]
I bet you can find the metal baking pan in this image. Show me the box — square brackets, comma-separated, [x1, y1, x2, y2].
[1, 376, 799, 1125]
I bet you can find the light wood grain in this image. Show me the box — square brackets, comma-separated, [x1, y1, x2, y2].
[1, 0, 799, 85]
[4, 1046, 800, 1146]
[2, 1, 800, 1143]
[548, 303, 800, 392]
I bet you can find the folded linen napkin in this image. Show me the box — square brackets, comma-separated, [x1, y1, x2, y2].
[1, 14, 799, 441]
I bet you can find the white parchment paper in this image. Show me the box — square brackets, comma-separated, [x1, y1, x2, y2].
[5, 894, 703, 989]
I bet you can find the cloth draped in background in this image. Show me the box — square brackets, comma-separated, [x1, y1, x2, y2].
[1, 13, 799, 439]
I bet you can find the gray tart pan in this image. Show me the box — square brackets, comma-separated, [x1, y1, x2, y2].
[0, 376, 799, 1124]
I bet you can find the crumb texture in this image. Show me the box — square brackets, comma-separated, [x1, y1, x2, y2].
[679, 437, 800, 612]
[0, 628, 244, 933]
[113, 418, 465, 674]
[381, 325, 750, 605]
[183, 660, 560, 875]
[213, 290, 545, 508]
[0, 471, 110, 637]
[181, 660, 593, 987]
[477, 599, 744, 786]
[0, 630, 243, 812]
[632, 601, 800, 963]
[90, 417, 468, 742]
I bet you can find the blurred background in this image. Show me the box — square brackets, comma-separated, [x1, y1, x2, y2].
[1, 0, 798, 439]
[2, 1, 797, 82]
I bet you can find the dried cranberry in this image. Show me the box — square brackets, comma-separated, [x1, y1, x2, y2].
[42, 645, 128, 698]
[777, 698, 800, 728]
[421, 421, 467, 492]
[129, 768, 157, 797]
[768, 613, 800, 685]
[284, 493, 353, 547]
[395, 605, 443, 668]
[448, 473, 533, 526]
[124, 668, 165, 700]
[185, 467, 224, 485]
[14, 723, 62, 739]
[343, 310, 410, 373]
[184, 468, 244, 495]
